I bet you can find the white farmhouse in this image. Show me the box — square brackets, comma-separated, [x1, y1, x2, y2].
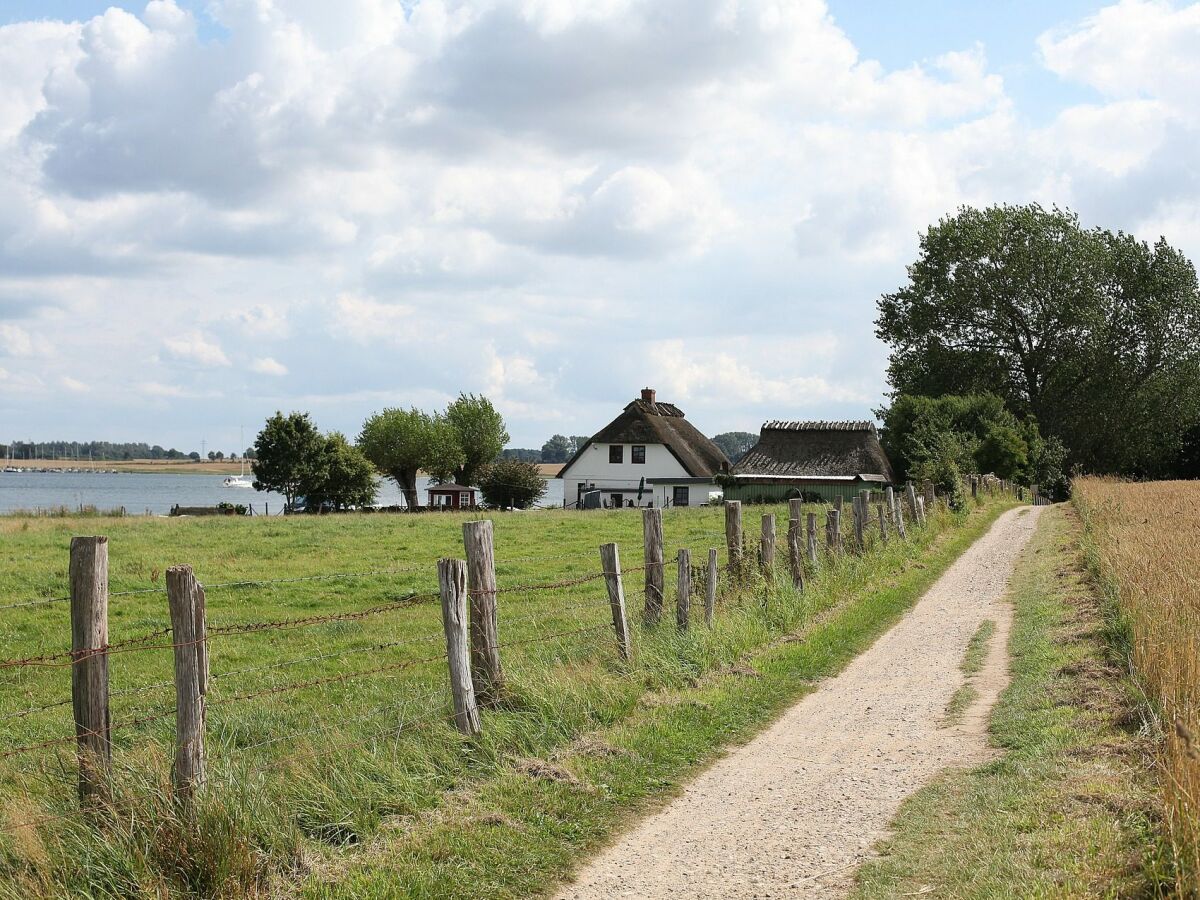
[558, 388, 731, 509]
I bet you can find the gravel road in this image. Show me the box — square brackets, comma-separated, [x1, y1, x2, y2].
[555, 506, 1043, 899]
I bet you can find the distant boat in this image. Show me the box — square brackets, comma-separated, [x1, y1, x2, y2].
[223, 428, 253, 488]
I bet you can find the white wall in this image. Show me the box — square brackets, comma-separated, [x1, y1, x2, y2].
[562, 442, 715, 508]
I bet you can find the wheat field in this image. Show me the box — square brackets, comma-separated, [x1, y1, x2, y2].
[1074, 478, 1200, 893]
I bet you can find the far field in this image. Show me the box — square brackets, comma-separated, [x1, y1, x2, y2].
[0, 496, 1011, 897]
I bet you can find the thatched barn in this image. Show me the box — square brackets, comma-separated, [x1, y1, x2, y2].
[723, 421, 896, 504]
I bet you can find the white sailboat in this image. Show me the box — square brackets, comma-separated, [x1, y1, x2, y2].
[223, 428, 253, 488]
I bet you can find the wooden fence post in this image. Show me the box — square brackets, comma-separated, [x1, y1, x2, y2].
[643, 508, 664, 624]
[923, 480, 935, 511]
[895, 502, 907, 540]
[70, 536, 110, 805]
[971, 476, 979, 500]
[905, 484, 921, 526]
[462, 520, 504, 704]
[439, 558, 481, 737]
[760, 514, 775, 576]
[676, 549, 691, 631]
[788, 527, 805, 590]
[705, 548, 718, 626]
[885, 486, 895, 522]
[724, 501, 743, 580]
[856, 491, 869, 552]
[917, 497, 926, 525]
[599, 543, 631, 662]
[877, 505, 888, 543]
[805, 512, 818, 565]
[165, 565, 207, 799]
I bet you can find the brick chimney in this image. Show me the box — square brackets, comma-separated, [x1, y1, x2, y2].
[640, 387, 656, 404]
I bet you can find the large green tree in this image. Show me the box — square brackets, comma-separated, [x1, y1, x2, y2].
[251, 412, 327, 512]
[359, 408, 463, 508]
[301, 432, 378, 511]
[877, 204, 1200, 476]
[445, 393, 509, 486]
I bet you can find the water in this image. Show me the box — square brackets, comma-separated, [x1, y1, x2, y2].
[0, 471, 564, 516]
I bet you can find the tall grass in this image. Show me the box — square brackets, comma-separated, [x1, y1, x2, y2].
[0, 500, 1000, 897]
[1074, 477, 1200, 893]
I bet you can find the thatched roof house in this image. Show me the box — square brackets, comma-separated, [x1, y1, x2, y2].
[559, 388, 730, 508]
[725, 420, 895, 503]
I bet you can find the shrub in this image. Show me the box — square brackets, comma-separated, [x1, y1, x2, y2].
[478, 460, 548, 510]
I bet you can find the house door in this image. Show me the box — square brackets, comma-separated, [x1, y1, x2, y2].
[672, 486, 689, 507]
[611, 493, 623, 509]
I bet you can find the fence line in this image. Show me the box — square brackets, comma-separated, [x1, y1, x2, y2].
[0, 479, 1024, 833]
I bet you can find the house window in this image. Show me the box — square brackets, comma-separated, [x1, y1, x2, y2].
[631, 445, 646, 464]
[609, 445, 623, 463]
[460, 492, 470, 507]
[673, 486, 689, 507]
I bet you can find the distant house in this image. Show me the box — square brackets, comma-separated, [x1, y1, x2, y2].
[558, 388, 730, 509]
[725, 421, 896, 504]
[427, 483, 477, 510]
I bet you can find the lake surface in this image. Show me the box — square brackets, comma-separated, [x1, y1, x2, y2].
[0, 471, 565, 516]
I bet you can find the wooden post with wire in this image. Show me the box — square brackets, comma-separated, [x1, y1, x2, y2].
[71, 536, 111, 805]
[643, 508, 664, 625]
[906, 483, 921, 526]
[725, 501, 743, 580]
[600, 543, 631, 661]
[463, 520, 504, 704]
[788, 526, 805, 590]
[760, 514, 776, 577]
[165, 564, 207, 800]
[676, 548, 691, 631]
[439, 558, 481, 737]
[806, 512, 818, 565]
[705, 548, 718, 626]
[923, 480, 935, 510]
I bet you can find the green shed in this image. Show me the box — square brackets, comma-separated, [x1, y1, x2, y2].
[723, 420, 895, 504]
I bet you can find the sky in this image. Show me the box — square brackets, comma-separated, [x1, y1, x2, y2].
[0, 0, 1198, 454]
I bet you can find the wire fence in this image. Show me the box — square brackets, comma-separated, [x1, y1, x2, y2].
[0, 480, 1022, 837]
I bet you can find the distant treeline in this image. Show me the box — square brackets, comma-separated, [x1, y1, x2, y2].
[1, 441, 203, 461]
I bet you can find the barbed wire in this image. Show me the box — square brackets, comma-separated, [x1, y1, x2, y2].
[208, 592, 437, 636]
[206, 652, 446, 707]
[0, 707, 176, 761]
[211, 631, 447, 682]
[226, 688, 448, 754]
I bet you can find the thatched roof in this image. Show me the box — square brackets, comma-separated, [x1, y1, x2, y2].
[733, 421, 895, 482]
[560, 390, 730, 479]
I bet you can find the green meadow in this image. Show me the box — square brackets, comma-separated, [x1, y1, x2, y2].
[0, 499, 1011, 897]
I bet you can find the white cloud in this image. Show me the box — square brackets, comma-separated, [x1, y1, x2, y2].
[60, 375, 91, 393]
[250, 356, 288, 376]
[162, 331, 231, 367]
[0, 0, 1197, 446]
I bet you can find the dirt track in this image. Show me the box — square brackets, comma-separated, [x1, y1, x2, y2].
[555, 506, 1042, 899]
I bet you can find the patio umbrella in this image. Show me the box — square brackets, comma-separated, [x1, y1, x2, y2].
[636, 476, 645, 504]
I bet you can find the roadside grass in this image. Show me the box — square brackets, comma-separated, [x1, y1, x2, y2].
[851, 505, 1167, 899]
[0, 499, 1009, 897]
[304, 504, 1016, 898]
[942, 620, 995, 725]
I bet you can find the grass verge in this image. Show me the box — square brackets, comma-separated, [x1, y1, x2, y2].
[302, 503, 1016, 898]
[850, 504, 1167, 899]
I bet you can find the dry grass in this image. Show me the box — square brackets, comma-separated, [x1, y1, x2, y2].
[1074, 477, 1200, 893]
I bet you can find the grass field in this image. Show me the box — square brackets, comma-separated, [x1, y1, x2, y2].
[851, 504, 1165, 898]
[1074, 478, 1200, 895]
[0, 497, 1010, 897]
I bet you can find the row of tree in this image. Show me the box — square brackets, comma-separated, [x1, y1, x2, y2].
[876, 203, 1200, 499]
[250, 394, 548, 511]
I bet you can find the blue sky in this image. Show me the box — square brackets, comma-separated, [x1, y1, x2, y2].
[0, 0, 1197, 453]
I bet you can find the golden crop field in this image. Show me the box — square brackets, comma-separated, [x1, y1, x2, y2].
[1074, 478, 1200, 893]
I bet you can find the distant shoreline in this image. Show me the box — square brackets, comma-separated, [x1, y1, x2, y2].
[2, 459, 567, 478]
